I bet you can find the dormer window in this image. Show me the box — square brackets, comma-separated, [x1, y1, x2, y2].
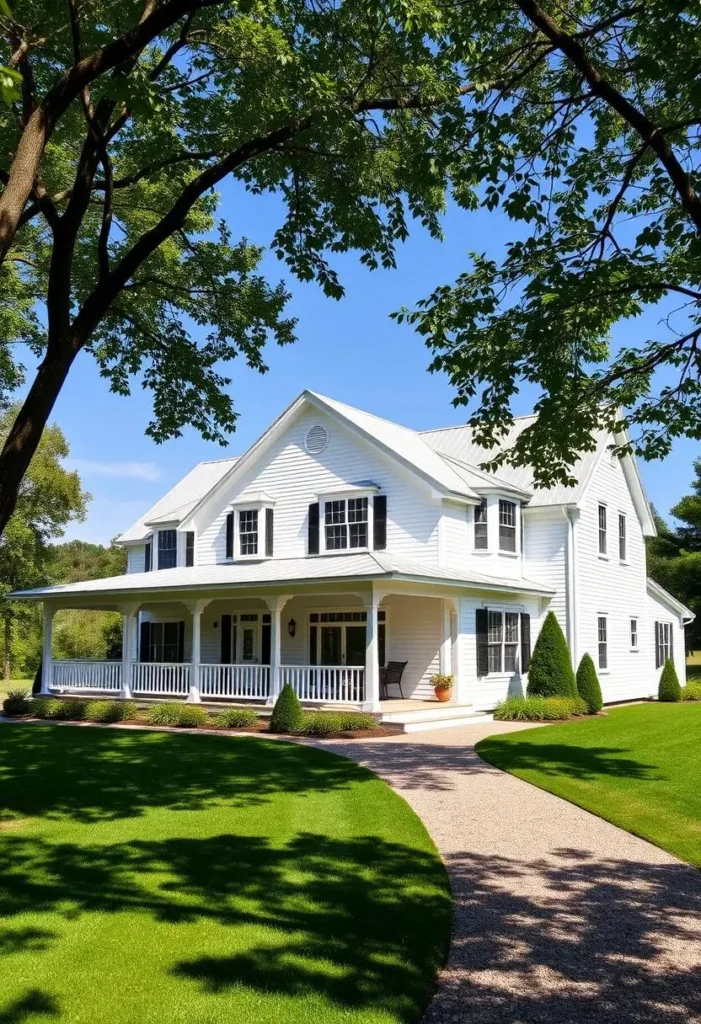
[239, 509, 259, 556]
[498, 500, 517, 552]
[225, 493, 275, 560]
[158, 529, 177, 569]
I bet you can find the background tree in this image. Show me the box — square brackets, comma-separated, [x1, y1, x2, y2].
[0, 0, 484, 536]
[398, 1, 701, 486]
[647, 459, 701, 654]
[0, 404, 88, 678]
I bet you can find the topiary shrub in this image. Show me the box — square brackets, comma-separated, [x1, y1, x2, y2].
[526, 611, 577, 699]
[214, 707, 259, 729]
[576, 653, 603, 714]
[681, 682, 701, 701]
[493, 695, 587, 721]
[2, 689, 31, 717]
[269, 683, 303, 733]
[658, 659, 682, 702]
[84, 699, 135, 723]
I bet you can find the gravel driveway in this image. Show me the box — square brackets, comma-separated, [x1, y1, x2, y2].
[321, 721, 701, 1024]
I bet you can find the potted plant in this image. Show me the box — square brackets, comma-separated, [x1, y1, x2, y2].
[431, 674, 454, 702]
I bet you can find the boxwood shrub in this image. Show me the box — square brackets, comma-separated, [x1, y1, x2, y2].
[299, 711, 377, 735]
[214, 707, 259, 729]
[575, 653, 603, 714]
[269, 683, 303, 733]
[493, 695, 588, 722]
[658, 659, 682, 702]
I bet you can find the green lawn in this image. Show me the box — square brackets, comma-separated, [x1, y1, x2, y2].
[0, 725, 450, 1024]
[0, 677, 31, 699]
[477, 703, 701, 867]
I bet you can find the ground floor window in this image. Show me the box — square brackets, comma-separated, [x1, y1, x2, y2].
[598, 616, 608, 670]
[655, 621, 672, 668]
[487, 610, 519, 674]
[141, 620, 184, 663]
[309, 610, 386, 667]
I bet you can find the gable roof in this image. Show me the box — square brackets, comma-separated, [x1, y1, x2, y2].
[117, 457, 238, 543]
[647, 578, 695, 622]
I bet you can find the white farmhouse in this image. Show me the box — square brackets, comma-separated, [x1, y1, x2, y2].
[13, 390, 692, 728]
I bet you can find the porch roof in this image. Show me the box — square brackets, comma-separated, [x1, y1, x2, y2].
[10, 551, 554, 602]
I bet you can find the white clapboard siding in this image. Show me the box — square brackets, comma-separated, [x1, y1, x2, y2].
[383, 594, 442, 699]
[127, 545, 146, 573]
[646, 589, 687, 690]
[195, 407, 439, 566]
[522, 510, 568, 630]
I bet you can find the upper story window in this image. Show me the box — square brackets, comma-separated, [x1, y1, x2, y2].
[239, 509, 259, 556]
[185, 531, 195, 567]
[474, 500, 488, 550]
[324, 497, 368, 550]
[158, 529, 177, 569]
[498, 500, 517, 552]
[598, 504, 607, 555]
[618, 513, 627, 562]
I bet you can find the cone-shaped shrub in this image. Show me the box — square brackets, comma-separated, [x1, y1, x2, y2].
[526, 611, 577, 699]
[658, 659, 682, 702]
[269, 682, 303, 733]
[576, 653, 603, 714]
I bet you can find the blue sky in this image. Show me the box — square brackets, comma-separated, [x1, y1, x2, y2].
[18, 180, 697, 545]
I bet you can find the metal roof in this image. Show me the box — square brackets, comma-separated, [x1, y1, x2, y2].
[10, 552, 553, 602]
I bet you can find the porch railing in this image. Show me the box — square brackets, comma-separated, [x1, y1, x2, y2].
[52, 660, 122, 692]
[200, 664, 270, 700]
[131, 662, 190, 697]
[281, 665, 365, 703]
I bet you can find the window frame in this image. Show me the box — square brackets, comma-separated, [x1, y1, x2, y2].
[498, 499, 517, 553]
[185, 531, 195, 567]
[486, 609, 520, 675]
[238, 507, 259, 557]
[227, 499, 275, 561]
[157, 528, 177, 570]
[618, 512, 627, 562]
[474, 499, 488, 551]
[318, 491, 373, 554]
[597, 615, 608, 671]
[598, 504, 608, 557]
[630, 616, 638, 651]
[656, 621, 672, 666]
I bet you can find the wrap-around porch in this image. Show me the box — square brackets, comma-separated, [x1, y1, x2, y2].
[40, 585, 460, 713]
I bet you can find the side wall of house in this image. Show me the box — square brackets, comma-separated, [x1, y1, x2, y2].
[522, 509, 568, 633]
[195, 406, 440, 566]
[646, 589, 687, 690]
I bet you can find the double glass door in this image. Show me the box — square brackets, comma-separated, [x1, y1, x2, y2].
[319, 624, 366, 666]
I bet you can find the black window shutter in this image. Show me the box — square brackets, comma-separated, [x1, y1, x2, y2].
[266, 508, 274, 557]
[139, 621, 151, 662]
[669, 623, 674, 664]
[476, 608, 489, 676]
[185, 531, 194, 567]
[262, 621, 271, 665]
[144, 541, 151, 573]
[225, 511, 234, 559]
[177, 621, 185, 663]
[308, 502, 320, 554]
[520, 613, 531, 671]
[373, 495, 387, 550]
[221, 614, 232, 664]
[655, 622, 661, 668]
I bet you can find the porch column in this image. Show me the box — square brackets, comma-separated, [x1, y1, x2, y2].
[362, 588, 381, 713]
[119, 603, 140, 699]
[185, 599, 209, 702]
[41, 603, 54, 694]
[265, 595, 292, 706]
[439, 601, 452, 676]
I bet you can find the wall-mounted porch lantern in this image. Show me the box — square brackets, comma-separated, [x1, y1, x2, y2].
[288, 618, 297, 638]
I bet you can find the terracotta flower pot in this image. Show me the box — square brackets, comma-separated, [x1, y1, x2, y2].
[434, 687, 452, 702]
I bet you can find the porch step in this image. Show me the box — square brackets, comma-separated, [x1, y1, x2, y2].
[379, 702, 493, 733]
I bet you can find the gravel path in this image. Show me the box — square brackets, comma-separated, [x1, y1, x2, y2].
[318, 722, 701, 1024]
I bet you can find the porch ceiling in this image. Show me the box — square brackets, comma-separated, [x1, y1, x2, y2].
[9, 551, 554, 609]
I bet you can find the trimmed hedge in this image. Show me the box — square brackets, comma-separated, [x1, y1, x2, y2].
[214, 707, 259, 729]
[658, 659, 682, 702]
[299, 711, 377, 736]
[493, 695, 588, 722]
[526, 611, 577, 699]
[84, 700, 137, 723]
[681, 682, 701, 701]
[269, 683, 303, 733]
[147, 702, 209, 727]
[576, 653, 603, 714]
[2, 689, 31, 717]
[32, 697, 88, 720]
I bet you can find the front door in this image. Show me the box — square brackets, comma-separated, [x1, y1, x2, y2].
[345, 626, 366, 666]
[320, 625, 342, 665]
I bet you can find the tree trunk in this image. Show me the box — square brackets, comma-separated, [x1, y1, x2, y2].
[4, 613, 11, 680]
[0, 340, 79, 535]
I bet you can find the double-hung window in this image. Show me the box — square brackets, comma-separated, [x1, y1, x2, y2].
[630, 617, 638, 651]
[598, 615, 608, 670]
[158, 529, 177, 569]
[324, 497, 368, 550]
[239, 509, 259, 556]
[598, 504, 607, 555]
[656, 621, 672, 666]
[619, 513, 627, 561]
[474, 500, 488, 549]
[499, 500, 517, 552]
[487, 610, 520, 673]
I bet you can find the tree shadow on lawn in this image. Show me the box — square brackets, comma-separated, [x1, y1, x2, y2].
[475, 738, 660, 782]
[0, 990, 59, 1024]
[0, 830, 450, 1021]
[0, 724, 367, 823]
[422, 847, 701, 1024]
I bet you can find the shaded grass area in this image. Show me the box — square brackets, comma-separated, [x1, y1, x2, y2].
[0, 725, 450, 1024]
[477, 703, 701, 867]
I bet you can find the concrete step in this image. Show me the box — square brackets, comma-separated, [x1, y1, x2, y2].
[399, 712, 493, 734]
[379, 702, 477, 724]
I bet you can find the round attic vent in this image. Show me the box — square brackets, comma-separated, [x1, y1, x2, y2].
[305, 424, 329, 454]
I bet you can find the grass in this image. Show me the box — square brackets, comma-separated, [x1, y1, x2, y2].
[0, 725, 450, 1024]
[0, 677, 31, 700]
[476, 702, 701, 868]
